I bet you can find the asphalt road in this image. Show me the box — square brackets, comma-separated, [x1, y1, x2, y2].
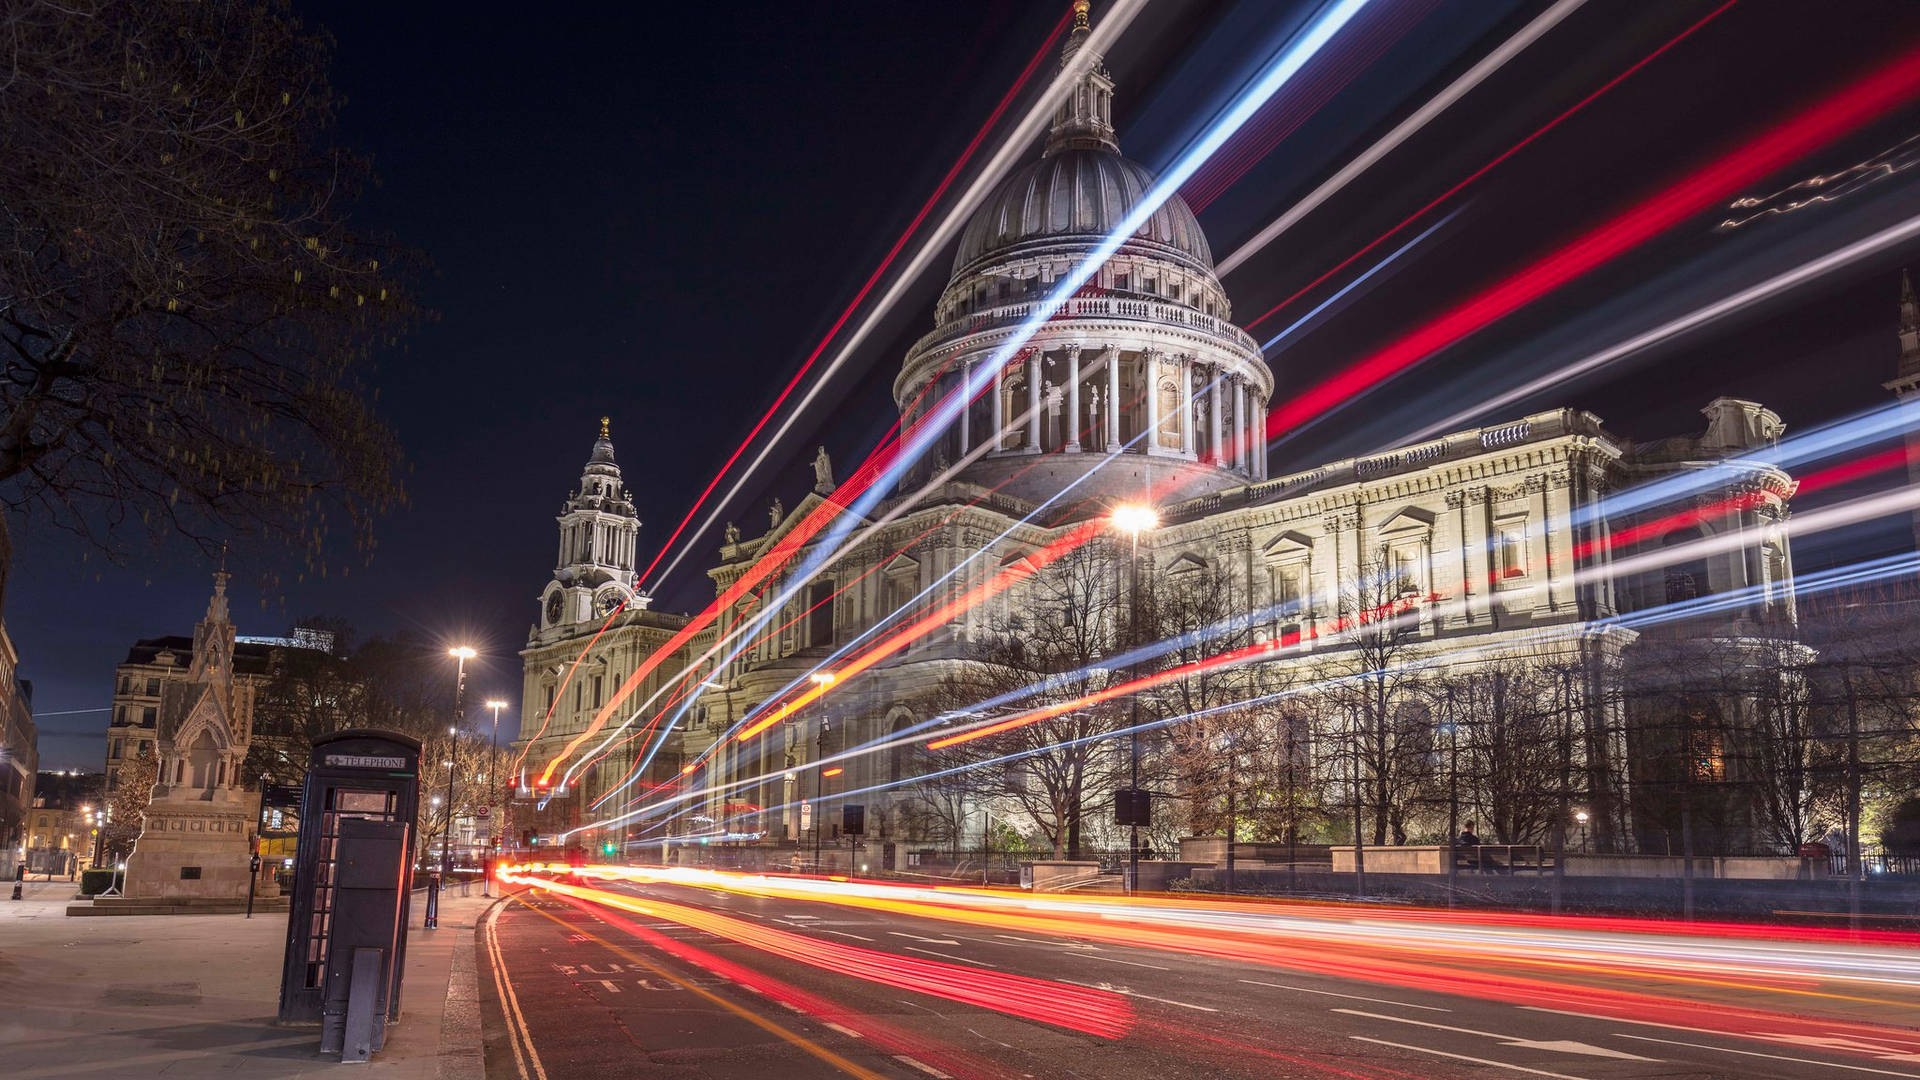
[478, 873, 1920, 1080]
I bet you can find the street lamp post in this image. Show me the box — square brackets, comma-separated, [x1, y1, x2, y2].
[484, 699, 507, 896]
[1112, 503, 1157, 896]
[431, 645, 476, 930]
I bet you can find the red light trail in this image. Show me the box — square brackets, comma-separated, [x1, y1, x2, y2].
[1183, 0, 1436, 213]
[1263, 37, 1920, 442]
[632, 8, 1072, 591]
[1243, 0, 1740, 331]
[502, 870, 1135, 1038]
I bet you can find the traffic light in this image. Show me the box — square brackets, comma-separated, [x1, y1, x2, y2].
[601, 841, 616, 856]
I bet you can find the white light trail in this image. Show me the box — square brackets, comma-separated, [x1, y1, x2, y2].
[1402, 209, 1920, 443]
[642, 0, 1150, 592]
[1217, 0, 1587, 276]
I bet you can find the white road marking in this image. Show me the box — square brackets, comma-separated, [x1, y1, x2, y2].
[819, 929, 875, 941]
[1239, 978, 1451, 1012]
[889, 931, 961, 945]
[993, 933, 1098, 951]
[904, 946, 998, 968]
[1332, 1010, 1653, 1061]
[1614, 1035, 1920, 1078]
[1754, 1033, 1920, 1062]
[594, 980, 621, 993]
[1081, 954, 1169, 970]
[822, 1021, 863, 1039]
[1061, 979, 1218, 1013]
[1350, 1036, 1593, 1079]
[893, 1055, 954, 1079]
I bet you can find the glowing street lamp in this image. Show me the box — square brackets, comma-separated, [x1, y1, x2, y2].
[434, 645, 477, 927]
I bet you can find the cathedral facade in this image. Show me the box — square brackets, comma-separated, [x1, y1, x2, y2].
[512, 7, 1799, 857]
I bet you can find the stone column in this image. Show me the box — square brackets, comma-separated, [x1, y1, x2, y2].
[1233, 377, 1248, 470]
[1065, 345, 1082, 452]
[1025, 351, 1042, 454]
[1105, 346, 1121, 450]
[991, 359, 1004, 452]
[1144, 351, 1161, 455]
[1209, 373, 1224, 465]
[959, 362, 973, 454]
[1253, 398, 1268, 480]
[1179, 355, 1195, 457]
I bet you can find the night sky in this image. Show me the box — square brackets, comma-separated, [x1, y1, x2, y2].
[15, 0, 1920, 769]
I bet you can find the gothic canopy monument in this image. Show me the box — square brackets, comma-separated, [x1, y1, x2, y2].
[121, 569, 268, 901]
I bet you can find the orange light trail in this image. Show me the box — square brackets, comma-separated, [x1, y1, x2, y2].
[500, 869, 1135, 1038]
[532, 865, 1920, 1059]
[736, 516, 1109, 741]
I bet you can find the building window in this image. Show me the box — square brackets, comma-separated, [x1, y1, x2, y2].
[546, 684, 556, 712]
[807, 580, 835, 649]
[1686, 725, 1726, 783]
[1498, 530, 1526, 579]
[141, 707, 157, 727]
[1389, 547, 1423, 597]
[591, 675, 603, 711]
[110, 739, 123, 760]
[146, 677, 160, 696]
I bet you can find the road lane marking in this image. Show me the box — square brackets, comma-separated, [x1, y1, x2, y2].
[1081, 954, 1169, 970]
[823, 1022, 864, 1039]
[1239, 978, 1451, 1012]
[992, 933, 1098, 951]
[1332, 1010, 1654, 1060]
[820, 929, 875, 941]
[1614, 1035, 1920, 1078]
[889, 932, 961, 945]
[904, 946, 997, 967]
[511, 894, 889, 1080]
[1350, 1037, 1593, 1079]
[893, 1055, 953, 1078]
[485, 897, 550, 1080]
[1061, 979, 1218, 1013]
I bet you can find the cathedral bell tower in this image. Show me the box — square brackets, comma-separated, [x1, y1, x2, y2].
[538, 417, 644, 632]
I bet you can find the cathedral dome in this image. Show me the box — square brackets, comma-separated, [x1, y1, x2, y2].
[951, 149, 1213, 277]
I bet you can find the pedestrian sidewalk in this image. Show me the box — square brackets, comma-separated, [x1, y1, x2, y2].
[0, 880, 498, 1078]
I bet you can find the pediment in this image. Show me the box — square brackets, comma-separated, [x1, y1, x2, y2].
[1166, 552, 1210, 575]
[1377, 505, 1437, 534]
[1261, 530, 1314, 558]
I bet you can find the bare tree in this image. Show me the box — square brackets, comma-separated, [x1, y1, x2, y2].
[0, 0, 421, 563]
[930, 543, 1133, 859]
[1432, 661, 1562, 844]
[1321, 556, 1435, 846]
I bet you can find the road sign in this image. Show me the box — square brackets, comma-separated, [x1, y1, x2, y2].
[476, 806, 490, 818]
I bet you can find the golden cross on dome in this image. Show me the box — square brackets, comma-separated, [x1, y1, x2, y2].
[599, 415, 611, 438]
[1072, 0, 1090, 32]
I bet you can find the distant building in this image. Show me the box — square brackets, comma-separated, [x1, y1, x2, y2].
[0, 514, 36, 865]
[27, 770, 100, 874]
[103, 631, 330, 792]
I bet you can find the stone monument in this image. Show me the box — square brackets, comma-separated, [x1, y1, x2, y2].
[122, 566, 266, 900]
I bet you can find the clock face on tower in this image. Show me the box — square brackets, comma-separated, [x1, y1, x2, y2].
[596, 590, 623, 618]
[545, 592, 564, 626]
